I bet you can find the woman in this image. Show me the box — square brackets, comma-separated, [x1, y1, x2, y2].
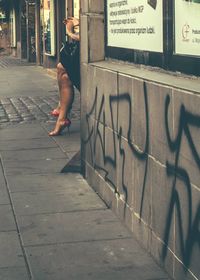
[49, 17, 80, 136]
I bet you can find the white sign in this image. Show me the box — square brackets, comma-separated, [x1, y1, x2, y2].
[175, 0, 200, 56]
[107, 0, 163, 52]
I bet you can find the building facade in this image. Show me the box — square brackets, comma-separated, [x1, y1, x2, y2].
[8, 0, 79, 67]
[80, 1, 200, 280]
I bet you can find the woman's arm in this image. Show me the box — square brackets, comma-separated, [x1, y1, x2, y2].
[63, 17, 80, 41]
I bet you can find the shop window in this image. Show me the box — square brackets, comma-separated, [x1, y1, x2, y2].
[43, 0, 55, 56]
[105, 0, 200, 76]
[175, 0, 200, 56]
[107, 0, 163, 52]
[10, 8, 16, 47]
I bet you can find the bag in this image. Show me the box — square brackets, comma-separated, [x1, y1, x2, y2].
[60, 41, 79, 72]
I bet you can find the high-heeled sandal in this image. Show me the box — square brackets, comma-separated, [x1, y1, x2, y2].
[50, 109, 60, 117]
[49, 119, 71, 136]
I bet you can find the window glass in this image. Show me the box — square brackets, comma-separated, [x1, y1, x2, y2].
[43, 0, 55, 55]
[107, 0, 163, 52]
[175, 0, 200, 56]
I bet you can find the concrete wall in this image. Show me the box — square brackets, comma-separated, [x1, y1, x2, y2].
[80, 2, 200, 280]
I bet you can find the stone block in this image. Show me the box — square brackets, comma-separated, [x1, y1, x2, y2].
[80, 15, 88, 64]
[85, 162, 104, 196]
[151, 160, 175, 251]
[116, 137, 134, 208]
[174, 257, 198, 280]
[118, 74, 133, 139]
[80, 0, 88, 13]
[149, 231, 174, 279]
[132, 78, 149, 151]
[83, 115, 95, 167]
[104, 70, 118, 130]
[132, 212, 150, 251]
[101, 180, 117, 210]
[104, 127, 118, 190]
[114, 197, 133, 231]
[89, 66, 105, 123]
[93, 120, 106, 173]
[88, 15, 105, 62]
[174, 181, 200, 279]
[173, 89, 200, 188]
[133, 154, 152, 226]
[89, 0, 104, 13]
[80, 63, 88, 122]
[148, 82, 174, 165]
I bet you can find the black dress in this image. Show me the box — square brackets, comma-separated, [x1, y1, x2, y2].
[60, 40, 80, 91]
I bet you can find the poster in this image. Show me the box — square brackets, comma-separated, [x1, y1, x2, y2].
[175, 0, 200, 56]
[43, 0, 55, 55]
[107, 0, 163, 52]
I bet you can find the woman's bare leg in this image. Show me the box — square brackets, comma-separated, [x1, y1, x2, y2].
[49, 63, 74, 135]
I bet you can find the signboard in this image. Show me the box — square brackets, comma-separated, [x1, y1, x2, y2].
[175, 0, 200, 56]
[107, 0, 163, 52]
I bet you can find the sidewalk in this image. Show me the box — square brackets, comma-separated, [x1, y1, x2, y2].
[0, 57, 170, 279]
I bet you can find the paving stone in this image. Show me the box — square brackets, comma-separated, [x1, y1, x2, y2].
[0, 232, 25, 268]
[1, 147, 66, 162]
[11, 186, 106, 216]
[0, 205, 16, 231]
[0, 166, 10, 205]
[0, 124, 47, 140]
[17, 209, 131, 246]
[25, 239, 169, 280]
[6, 173, 84, 193]
[0, 137, 56, 151]
[0, 266, 29, 280]
[4, 158, 68, 175]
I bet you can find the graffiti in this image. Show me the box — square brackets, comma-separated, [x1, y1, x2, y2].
[162, 95, 200, 270]
[83, 82, 149, 217]
[82, 77, 200, 273]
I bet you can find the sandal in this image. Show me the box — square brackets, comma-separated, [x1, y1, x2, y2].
[49, 119, 71, 136]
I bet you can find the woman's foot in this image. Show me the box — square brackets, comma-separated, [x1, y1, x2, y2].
[49, 119, 71, 136]
[50, 108, 60, 117]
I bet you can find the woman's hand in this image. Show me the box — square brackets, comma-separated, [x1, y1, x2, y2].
[63, 17, 79, 41]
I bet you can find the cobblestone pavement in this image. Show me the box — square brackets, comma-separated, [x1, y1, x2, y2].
[0, 55, 33, 68]
[0, 93, 80, 127]
[0, 56, 80, 127]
